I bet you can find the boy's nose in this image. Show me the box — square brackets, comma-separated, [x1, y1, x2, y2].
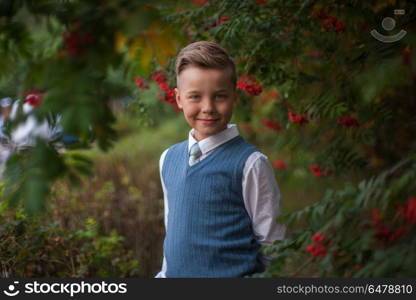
[201, 99, 216, 114]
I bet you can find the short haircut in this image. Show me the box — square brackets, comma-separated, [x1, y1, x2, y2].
[175, 41, 237, 88]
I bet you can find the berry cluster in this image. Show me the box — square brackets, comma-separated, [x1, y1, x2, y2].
[309, 165, 333, 177]
[402, 47, 412, 65]
[371, 209, 405, 243]
[237, 76, 263, 96]
[305, 233, 327, 258]
[398, 197, 416, 225]
[62, 27, 95, 57]
[288, 109, 308, 125]
[337, 115, 360, 127]
[273, 160, 287, 171]
[191, 0, 206, 6]
[151, 71, 178, 110]
[25, 93, 43, 107]
[312, 7, 346, 34]
[214, 16, 229, 27]
[135, 76, 149, 89]
[272, 161, 332, 177]
[262, 120, 282, 132]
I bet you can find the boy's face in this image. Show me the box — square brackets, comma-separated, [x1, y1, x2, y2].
[175, 66, 237, 141]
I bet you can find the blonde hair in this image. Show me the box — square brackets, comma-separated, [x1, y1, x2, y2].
[175, 41, 237, 88]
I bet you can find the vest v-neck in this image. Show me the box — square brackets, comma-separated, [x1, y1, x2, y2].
[186, 136, 242, 173]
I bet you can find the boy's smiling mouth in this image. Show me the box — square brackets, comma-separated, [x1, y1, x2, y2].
[197, 118, 219, 124]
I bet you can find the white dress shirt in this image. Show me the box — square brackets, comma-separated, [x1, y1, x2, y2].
[9, 100, 52, 149]
[155, 124, 286, 278]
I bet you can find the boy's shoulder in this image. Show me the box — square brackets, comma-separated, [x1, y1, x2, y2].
[165, 139, 188, 153]
[233, 137, 273, 169]
[160, 139, 188, 160]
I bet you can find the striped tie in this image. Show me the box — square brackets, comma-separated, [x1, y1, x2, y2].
[189, 142, 202, 166]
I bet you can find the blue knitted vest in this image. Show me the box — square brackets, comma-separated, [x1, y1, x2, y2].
[162, 135, 262, 277]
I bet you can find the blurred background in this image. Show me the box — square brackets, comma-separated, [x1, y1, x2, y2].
[0, 0, 415, 277]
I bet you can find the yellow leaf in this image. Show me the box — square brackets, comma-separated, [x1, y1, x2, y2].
[123, 20, 180, 70]
[114, 31, 127, 53]
[127, 38, 141, 60]
[142, 22, 177, 67]
[139, 42, 153, 72]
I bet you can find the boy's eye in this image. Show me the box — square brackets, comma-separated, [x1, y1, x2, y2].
[215, 94, 227, 100]
[189, 95, 200, 100]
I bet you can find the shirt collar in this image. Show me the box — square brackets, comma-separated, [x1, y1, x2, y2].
[188, 124, 239, 154]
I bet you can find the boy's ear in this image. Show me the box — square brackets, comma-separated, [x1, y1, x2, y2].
[175, 88, 183, 109]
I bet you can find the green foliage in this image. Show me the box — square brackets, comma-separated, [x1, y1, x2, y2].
[73, 218, 139, 277]
[257, 158, 416, 277]
[0, 201, 139, 277]
[2, 142, 94, 215]
[0, 0, 183, 213]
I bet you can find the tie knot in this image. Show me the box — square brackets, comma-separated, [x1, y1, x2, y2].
[189, 143, 202, 166]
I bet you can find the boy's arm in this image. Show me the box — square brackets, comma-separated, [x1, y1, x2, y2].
[155, 149, 169, 278]
[155, 258, 167, 278]
[159, 149, 169, 230]
[242, 152, 286, 245]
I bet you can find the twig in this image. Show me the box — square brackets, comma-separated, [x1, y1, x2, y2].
[289, 256, 315, 277]
[385, 157, 413, 178]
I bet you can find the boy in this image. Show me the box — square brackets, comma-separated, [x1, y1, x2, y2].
[156, 41, 285, 278]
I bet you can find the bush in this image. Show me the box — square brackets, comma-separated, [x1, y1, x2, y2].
[0, 200, 139, 277]
[258, 159, 416, 277]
